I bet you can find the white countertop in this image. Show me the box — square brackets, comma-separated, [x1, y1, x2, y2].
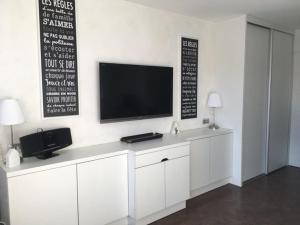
[0, 127, 232, 178]
[178, 128, 232, 141]
[1, 141, 129, 178]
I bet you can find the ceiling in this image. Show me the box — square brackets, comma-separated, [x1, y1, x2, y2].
[126, 0, 300, 30]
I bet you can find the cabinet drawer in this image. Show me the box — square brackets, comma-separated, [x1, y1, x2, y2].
[135, 145, 189, 168]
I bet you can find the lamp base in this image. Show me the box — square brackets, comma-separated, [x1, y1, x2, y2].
[6, 147, 20, 168]
[209, 124, 220, 130]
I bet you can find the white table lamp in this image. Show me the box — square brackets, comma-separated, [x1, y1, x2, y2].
[0, 99, 24, 167]
[207, 92, 222, 130]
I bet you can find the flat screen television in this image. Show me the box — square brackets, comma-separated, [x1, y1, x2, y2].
[100, 62, 173, 123]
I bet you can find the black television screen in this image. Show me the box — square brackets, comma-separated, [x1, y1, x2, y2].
[100, 63, 173, 123]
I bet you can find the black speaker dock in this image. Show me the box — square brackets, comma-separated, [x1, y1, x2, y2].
[20, 128, 72, 159]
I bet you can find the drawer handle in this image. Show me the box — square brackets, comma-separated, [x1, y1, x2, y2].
[161, 158, 169, 162]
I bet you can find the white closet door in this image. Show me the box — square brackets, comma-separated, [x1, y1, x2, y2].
[8, 165, 78, 225]
[135, 163, 165, 219]
[165, 156, 190, 208]
[242, 24, 270, 182]
[268, 31, 293, 173]
[77, 154, 128, 225]
[190, 138, 210, 190]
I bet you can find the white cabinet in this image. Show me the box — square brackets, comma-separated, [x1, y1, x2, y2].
[0, 137, 194, 225]
[8, 165, 78, 225]
[190, 133, 233, 194]
[135, 163, 165, 219]
[190, 138, 210, 191]
[133, 145, 190, 220]
[211, 134, 233, 183]
[77, 154, 128, 225]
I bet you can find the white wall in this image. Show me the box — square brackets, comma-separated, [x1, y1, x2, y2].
[0, 0, 249, 186]
[289, 30, 300, 167]
[211, 16, 247, 186]
[0, 0, 215, 150]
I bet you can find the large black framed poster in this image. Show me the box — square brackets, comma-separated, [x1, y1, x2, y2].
[181, 37, 198, 119]
[39, 0, 79, 117]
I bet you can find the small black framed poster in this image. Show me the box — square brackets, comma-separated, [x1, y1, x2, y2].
[39, 0, 79, 117]
[181, 37, 198, 120]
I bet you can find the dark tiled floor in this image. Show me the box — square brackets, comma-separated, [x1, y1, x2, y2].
[152, 166, 300, 225]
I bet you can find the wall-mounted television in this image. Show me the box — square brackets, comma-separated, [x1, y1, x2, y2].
[99, 62, 173, 123]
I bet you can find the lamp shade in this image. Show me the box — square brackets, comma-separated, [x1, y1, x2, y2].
[207, 92, 222, 108]
[0, 99, 24, 125]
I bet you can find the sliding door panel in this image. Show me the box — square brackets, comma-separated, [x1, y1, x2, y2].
[243, 24, 270, 181]
[268, 31, 293, 173]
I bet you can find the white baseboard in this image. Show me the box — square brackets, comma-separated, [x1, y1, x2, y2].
[107, 178, 232, 225]
[111, 178, 232, 225]
[288, 163, 300, 168]
[135, 202, 186, 225]
[108, 202, 186, 225]
[190, 178, 231, 198]
[107, 216, 132, 225]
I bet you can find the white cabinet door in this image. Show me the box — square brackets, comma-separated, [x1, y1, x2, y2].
[210, 134, 233, 183]
[8, 165, 78, 225]
[165, 156, 190, 207]
[77, 154, 128, 225]
[190, 138, 210, 190]
[135, 163, 165, 219]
